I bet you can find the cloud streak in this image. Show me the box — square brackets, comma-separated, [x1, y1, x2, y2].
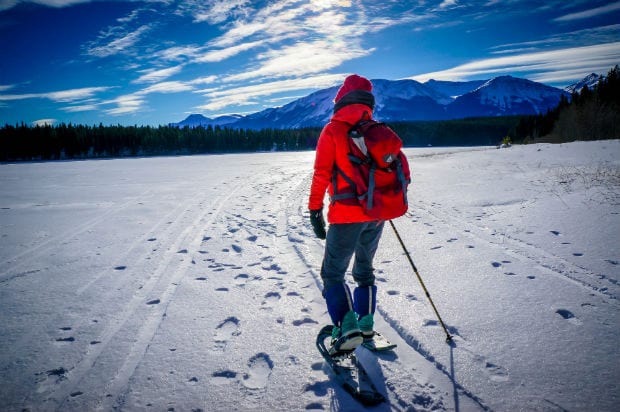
[86, 24, 152, 58]
[134, 65, 185, 84]
[411, 42, 620, 84]
[553, 1, 620, 22]
[195, 74, 343, 111]
[0, 86, 111, 102]
[104, 80, 196, 115]
[0, 0, 93, 11]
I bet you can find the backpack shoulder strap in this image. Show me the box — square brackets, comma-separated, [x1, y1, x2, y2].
[331, 164, 361, 204]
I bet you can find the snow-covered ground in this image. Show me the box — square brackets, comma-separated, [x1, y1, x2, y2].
[1, 141, 618, 411]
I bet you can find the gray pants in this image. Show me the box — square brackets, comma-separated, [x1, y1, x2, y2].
[320, 221, 385, 290]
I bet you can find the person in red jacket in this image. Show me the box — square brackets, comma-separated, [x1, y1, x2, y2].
[308, 74, 383, 354]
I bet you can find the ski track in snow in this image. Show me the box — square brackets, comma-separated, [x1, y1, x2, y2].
[1, 144, 618, 411]
[414, 199, 620, 301]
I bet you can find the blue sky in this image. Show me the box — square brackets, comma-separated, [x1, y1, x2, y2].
[0, 0, 618, 127]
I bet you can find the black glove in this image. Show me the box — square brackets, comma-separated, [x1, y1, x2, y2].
[309, 209, 327, 239]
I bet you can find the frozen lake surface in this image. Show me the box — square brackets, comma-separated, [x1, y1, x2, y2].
[1, 141, 619, 411]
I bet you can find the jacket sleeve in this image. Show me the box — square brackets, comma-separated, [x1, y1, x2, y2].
[308, 125, 336, 210]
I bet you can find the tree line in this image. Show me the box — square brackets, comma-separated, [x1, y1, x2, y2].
[0, 123, 322, 161]
[511, 65, 619, 143]
[0, 118, 519, 162]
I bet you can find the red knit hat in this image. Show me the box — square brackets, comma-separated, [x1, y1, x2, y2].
[335, 74, 373, 102]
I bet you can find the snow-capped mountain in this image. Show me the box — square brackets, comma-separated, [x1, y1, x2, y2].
[371, 79, 452, 121]
[172, 113, 243, 128]
[424, 79, 487, 99]
[448, 76, 569, 118]
[172, 75, 570, 129]
[565, 73, 603, 94]
[233, 86, 339, 130]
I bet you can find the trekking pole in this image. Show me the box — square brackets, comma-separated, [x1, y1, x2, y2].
[389, 220, 453, 343]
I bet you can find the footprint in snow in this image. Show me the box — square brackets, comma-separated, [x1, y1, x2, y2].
[213, 317, 241, 351]
[304, 381, 329, 397]
[235, 273, 250, 283]
[491, 262, 502, 268]
[292, 317, 318, 326]
[556, 309, 583, 325]
[242, 353, 273, 390]
[485, 361, 509, 382]
[262, 263, 287, 274]
[261, 291, 281, 310]
[264, 291, 281, 300]
[471, 354, 509, 382]
[210, 370, 237, 386]
[550, 230, 561, 236]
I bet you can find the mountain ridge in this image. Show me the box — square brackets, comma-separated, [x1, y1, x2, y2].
[172, 74, 593, 129]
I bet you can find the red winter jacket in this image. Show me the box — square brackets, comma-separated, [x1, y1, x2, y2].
[308, 103, 376, 224]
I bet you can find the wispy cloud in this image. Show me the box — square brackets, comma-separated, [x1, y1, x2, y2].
[86, 24, 152, 58]
[225, 40, 372, 82]
[187, 0, 250, 24]
[101, 1, 426, 116]
[139, 81, 194, 94]
[438, 0, 458, 10]
[0, 86, 111, 102]
[411, 42, 620, 84]
[172, 0, 251, 24]
[104, 94, 145, 116]
[104, 80, 195, 115]
[198, 2, 378, 84]
[62, 104, 100, 112]
[0, 0, 93, 11]
[490, 24, 620, 54]
[189, 75, 218, 85]
[195, 74, 343, 111]
[134, 65, 185, 84]
[32, 118, 57, 126]
[195, 41, 264, 63]
[157, 45, 202, 62]
[553, 1, 620, 22]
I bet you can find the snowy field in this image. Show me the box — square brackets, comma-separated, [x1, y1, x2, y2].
[1, 141, 619, 411]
